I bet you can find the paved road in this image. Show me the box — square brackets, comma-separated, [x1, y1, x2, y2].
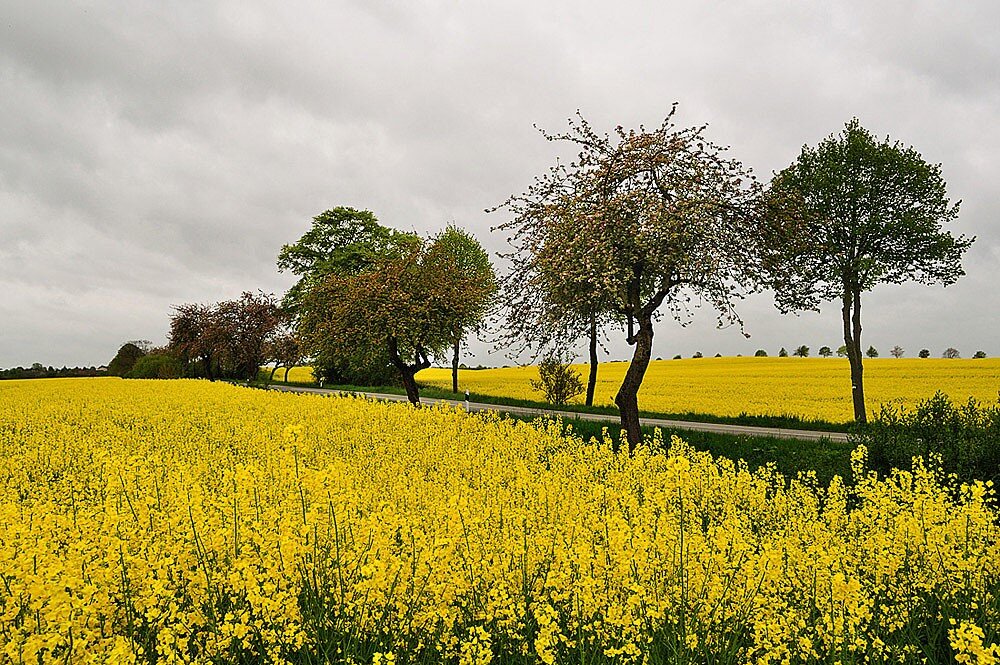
[268, 384, 850, 443]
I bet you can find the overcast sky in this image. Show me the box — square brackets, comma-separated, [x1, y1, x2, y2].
[2, 0, 998, 368]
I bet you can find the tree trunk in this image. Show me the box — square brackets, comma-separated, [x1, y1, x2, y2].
[387, 337, 430, 405]
[842, 288, 867, 424]
[615, 317, 654, 453]
[452, 338, 460, 393]
[399, 368, 421, 404]
[269, 365, 279, 382]
[284, 366, 291, 382]
[586, 314, 598, 407]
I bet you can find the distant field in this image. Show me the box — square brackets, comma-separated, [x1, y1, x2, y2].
[417, 357, 1000, 423]
[265, 365, 316, 383]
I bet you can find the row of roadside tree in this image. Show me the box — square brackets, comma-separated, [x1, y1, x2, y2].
[137, 109, 972, 451]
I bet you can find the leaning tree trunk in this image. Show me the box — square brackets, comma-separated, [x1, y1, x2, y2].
[842, 287, 867, 424]
[615, 316, 654, 453]
[387, 337, 431, 405]
[399, 368, 421, 404]
[586, 314, 598, 407]
[284, 366, 291, 382]
[452, 338, 460, 393]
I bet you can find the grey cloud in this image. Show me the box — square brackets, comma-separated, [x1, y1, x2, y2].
[1, 0, 997, 368]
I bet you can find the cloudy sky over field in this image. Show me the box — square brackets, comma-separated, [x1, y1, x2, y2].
[1, 0, 998, 367]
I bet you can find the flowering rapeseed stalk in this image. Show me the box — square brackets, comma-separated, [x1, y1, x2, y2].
[0, 377, 998, 663]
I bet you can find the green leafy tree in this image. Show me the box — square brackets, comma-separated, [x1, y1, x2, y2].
[128, 353, 183, 379]
[762, 119, 973, 423]
[754, 349, 768, 357]
[278, 208, 417, 385]
[426, 225, 497, 393]
[793, 345, 809, 357]
[778, 347, 789, 357]
[866, 346, 879, 358]
[277, 207, 414, 311]
[973, 350, 987, 359]
[818, 346, 832, 357]
[496, 107, 762, 451]
[108, 342, 146, 377]
[919, 348, 931, 358]
[301, 234, 484, 404]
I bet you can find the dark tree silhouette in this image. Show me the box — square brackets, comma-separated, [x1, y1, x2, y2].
[107, 343, 146, 377]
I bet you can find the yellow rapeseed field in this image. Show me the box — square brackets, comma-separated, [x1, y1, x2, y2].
[418, 357, 1000, 423]
[2, 378, 999, 664]
[268, 365, 316, 383]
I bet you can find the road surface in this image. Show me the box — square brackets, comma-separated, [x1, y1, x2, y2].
[267, 384, 850, 443]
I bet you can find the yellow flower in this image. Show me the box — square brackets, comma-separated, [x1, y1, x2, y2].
[950, 620, 1000, 665]
[1, 377, 998, 662]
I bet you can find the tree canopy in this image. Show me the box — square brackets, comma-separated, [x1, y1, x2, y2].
[107, 342, 146, 377]
[299, 228, 493, 404]
[168, 292, 281, 381]
[425, 224, 496, 392]
[278, 207, 421, 385]
[215, 292, 282, 381]
[169, 303, 223, 380]
[496, 107, 763, 450]
[762, 119, 973, 422]
[276, 207, 416, 312]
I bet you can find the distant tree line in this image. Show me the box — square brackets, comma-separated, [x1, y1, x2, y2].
[748, 346, 987, 359]
[0, 364, 105, 380]
[99, 294, 292, 381]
